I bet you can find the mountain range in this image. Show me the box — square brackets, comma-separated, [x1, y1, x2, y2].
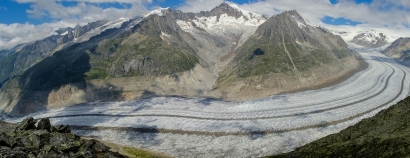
[0, 3, 361, 116]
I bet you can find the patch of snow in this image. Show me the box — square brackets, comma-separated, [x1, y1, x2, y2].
[144, 7, 168, 18]
[60, 31, 68, 36]
[351, 30, 391, 44]
[160, 32, 171, 40]
[225, 2, 265, 22]
[292, 15, 306, 28]
[74, 18, 129, 43]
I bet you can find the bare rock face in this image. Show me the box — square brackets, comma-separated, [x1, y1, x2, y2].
[351, 30, 389, 48]
[0, 117, 126, 158]
[382, 37, 410, 66]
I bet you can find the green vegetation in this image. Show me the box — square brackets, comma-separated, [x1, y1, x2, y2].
[85, 68, 109, 80]
[268, 97, 410, 158]
[123, 147, 171, 158]
[87, 32, 198, 79]
[232, 37, 335, 78]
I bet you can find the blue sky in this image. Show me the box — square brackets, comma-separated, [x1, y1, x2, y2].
[1, 0, 372, 25]
[0, 0, 254, 25]
[1, 0, 410, 50]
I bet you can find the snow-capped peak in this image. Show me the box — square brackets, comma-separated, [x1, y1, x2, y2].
[224, 2, 266, 21]
[144, 7, 169, 18]
[353, 30, 389, 43]
[350, 30, 391, 48]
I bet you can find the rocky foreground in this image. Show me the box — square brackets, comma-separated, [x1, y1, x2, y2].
[0, 117, 126, 158]
[268, 96, 410, 158]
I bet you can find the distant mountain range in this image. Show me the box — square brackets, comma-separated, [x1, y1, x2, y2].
[350, 30, 389, 48]
[0, 3, 361, 116]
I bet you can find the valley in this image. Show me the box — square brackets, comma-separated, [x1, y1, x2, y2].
[1, 2, 410, 158]
[3, 44, 409, 157]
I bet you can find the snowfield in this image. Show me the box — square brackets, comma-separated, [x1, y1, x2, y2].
[3, 45, 410, 157]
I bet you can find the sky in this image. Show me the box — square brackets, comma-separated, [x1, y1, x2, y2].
[0, 0, 410, 50]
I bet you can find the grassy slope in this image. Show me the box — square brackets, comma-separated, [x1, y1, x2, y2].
[85, 137, 173, 158]
[268, 97, 410, 158]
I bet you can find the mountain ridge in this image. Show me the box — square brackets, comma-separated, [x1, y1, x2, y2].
[0, 3, 362, 116]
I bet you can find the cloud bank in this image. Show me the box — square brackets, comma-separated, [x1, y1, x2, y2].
[0, 0, 149, 50]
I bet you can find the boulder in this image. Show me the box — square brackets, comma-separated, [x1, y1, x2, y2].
[36, 118, 51, 132]
[0, 117, 127, 158]
[17, 117, 37, 131]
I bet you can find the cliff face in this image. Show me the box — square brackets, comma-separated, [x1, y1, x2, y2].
[0, 3, 361, 116]
[268, 97, 410, 158]
[383, 37, 410, 66]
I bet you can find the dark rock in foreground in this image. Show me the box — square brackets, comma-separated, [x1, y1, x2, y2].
[0, 117, 126, 158]
[267, 97, 410, 158]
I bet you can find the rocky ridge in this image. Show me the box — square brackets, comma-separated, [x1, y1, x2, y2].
[382, 37, 410, 66]
[0, 20, 120, 86]
[0, 117, 126, 158]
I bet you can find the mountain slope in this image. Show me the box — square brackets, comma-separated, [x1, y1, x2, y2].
[211, 10, 361, 100]
[0, 20, 122, 86]
[268, 96, 410, 158]
[382, 37, 410, 66]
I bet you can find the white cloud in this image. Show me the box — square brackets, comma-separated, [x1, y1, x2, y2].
[177, 0, 225, 12]
[0, 0, 150, 50]
[17, 0, 149, 20]
[226, 0, 410, 40]
[15, 0, 152, 3]
[0, 21, 76, 50]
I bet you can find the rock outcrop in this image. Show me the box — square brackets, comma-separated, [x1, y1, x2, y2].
[0, 117, 126, 158]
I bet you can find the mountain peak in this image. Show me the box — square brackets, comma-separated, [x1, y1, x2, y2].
[351, 30, 390, 48]
[209, 2, 266, 21]
[284, 10, 307, 27]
